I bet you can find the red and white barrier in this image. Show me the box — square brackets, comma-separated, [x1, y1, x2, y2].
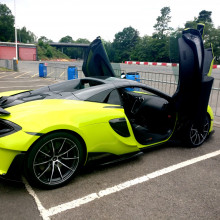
[212, 65, 220, 69]
[125, 61, 220, 69]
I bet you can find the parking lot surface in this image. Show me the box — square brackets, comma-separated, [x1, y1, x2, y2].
[0, 70, 219, 220]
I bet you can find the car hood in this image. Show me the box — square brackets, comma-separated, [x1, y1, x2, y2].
[82, 37, 116, 77]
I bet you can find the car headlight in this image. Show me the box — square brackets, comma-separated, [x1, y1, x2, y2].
[0, 119, 22, 137]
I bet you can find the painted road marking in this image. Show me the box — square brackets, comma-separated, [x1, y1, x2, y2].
[31, 73, 38, 78]
[60, 70, 65, 78]
[0, 72, 28, 79]
[0, 74, 9, 79]
[47, 71, 54, 76]
[14, 72, 31, 78]
[23, 149, 220, 220]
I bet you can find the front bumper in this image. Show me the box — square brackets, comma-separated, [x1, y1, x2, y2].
[0, 130, 39, 175]
[0, 148, 21, 175]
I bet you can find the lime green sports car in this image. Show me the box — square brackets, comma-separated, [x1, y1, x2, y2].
[0, 26, 215, 188]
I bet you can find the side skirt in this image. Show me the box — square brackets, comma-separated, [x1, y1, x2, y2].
[86, 151, 143, 167]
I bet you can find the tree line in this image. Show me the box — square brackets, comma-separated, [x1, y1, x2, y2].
[0, 3, 219, 63]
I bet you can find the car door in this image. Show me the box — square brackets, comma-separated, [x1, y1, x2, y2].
[173, 28, 214, 128]
[82, 37, 116, 77]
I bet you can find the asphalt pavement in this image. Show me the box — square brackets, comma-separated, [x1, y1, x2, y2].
[0, 70, 219, 220]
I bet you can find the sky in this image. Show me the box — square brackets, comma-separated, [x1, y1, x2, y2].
[1, 0, 220, 42]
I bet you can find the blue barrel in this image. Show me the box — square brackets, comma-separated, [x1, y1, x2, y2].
[67, 66, 78, 80]
[39, 63, 47, 77]
[126, 72, 140, 82]
[126, 72, 140, 91]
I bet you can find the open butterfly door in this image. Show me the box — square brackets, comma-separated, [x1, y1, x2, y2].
[173, 24, 214, 129]
[82, 37, 115, 77]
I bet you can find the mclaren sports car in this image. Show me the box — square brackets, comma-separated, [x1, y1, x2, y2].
[0, 25, 215, 188]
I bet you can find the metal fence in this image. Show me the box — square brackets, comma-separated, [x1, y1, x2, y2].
[0, 59, 14, 70]
[136, 71, 220, 118]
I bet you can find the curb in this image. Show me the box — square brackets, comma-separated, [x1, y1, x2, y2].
[124, 61, 220, 69]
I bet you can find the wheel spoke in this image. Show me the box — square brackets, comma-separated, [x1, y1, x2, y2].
[55, 164, 63, 180]
[39, 150, 51, 158]
[191, 132, 197, 139]
[197, 133, 201, 144]
[58, 138, 66, 154]
[51, 140, 55, 156]
[192, 132, 198, 144]
[34, 159, 51, 166]
[37, 163, 51, 179]
[58, 145, 76, 157]
[61, 156, 79, 160]
[57, 160, 74, 171]
[200, 133, 204, 140]
[49, 161, 55, 184]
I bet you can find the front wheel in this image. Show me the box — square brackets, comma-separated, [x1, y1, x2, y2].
[25, 132, 84, 189]
[184, 115, 210, 147]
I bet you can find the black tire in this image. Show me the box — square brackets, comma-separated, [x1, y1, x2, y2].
[184, 115, 210, 147]
[25, 132, 84, 189]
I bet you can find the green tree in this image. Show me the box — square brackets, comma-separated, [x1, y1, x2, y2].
[198, 10, 212, 23]
[183, 10, 215, 51]
[59, 36, 73, 58]
[185, 18, 197, 29]
[59, 35, 74, 43]
[17, 26, 36, 43]
[130, 35, 153, 61]
[0, 3, 15, 42]
[38, 36, 52, 43]
[153, 6, 173, 39]
[75, 38, 90, 44]
[168, 29, 182, 63]
[58, 36, 90, 59]
[151, 7, 173, 62]
[210, 27, 220, 64]
[113, 26, 139, 62]
[102, 40, 114, 62]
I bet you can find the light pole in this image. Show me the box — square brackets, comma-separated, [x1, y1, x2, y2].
[14, 0, 18, 61]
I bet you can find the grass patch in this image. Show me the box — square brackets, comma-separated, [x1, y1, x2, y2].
[0, 67, 12, 72]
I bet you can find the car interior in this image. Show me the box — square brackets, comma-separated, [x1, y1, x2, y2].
[118, 88, 176, 145]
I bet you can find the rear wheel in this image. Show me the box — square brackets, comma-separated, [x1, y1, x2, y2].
[184, 115, 210, 147]
[25, 132, 84, 189]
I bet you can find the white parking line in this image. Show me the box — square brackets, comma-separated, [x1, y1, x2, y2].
[47, 71, 54, 77]
[23, 149, 220, 220]
[22, 177, 49, 220]
[31, 73, 38, 78]
[0, 74, 8, 79]
[60, 71, 65, 78]
[14, 72, 30, 78]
